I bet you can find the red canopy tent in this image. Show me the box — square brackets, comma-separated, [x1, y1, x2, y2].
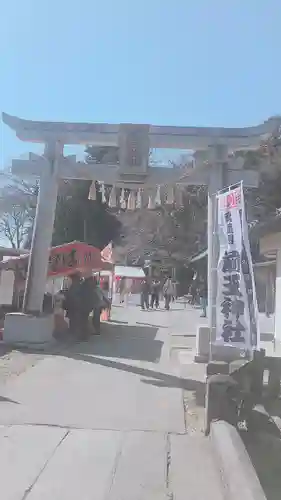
[0, 242, 113, 338]
[0, 241, 112, 279]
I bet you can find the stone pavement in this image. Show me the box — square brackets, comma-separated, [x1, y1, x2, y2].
[0, 301, 225, 499]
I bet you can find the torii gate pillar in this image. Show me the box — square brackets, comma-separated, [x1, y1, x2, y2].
[23, 141, 62, 314]
[207, 145, 228, 360]
[3, 142, 63, 345]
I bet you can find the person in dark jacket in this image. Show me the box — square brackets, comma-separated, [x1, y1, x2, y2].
[91, 276, 110, 334]
[63, 273, 82, 337]
[163, 277, 174, 310]
[77, 273, 96, 339]
[150, 279, 160, 309]
[140, 277, 150, 310]
[79, 274, 111, 336]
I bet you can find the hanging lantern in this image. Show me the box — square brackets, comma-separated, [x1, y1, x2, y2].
[136, 189, 142, 209]
[88, 181, 96, 201]
[155, 185, 161, 206]
[101, 182, 107, 203]
[127, 191, 136, 211]
[148, 191, 155, 210]
[175, 186, 184, 207]
[108, 185, 117, 208]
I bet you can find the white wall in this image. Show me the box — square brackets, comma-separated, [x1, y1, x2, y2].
[0, 270, 15, 305]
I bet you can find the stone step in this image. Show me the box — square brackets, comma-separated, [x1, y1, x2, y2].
[169, 434, 224, 500]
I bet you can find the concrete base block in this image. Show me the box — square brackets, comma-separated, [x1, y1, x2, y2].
[205, 375, 238, 435]
[3, 312, 54, 346]
[207, 361, 229, 376]
[210, 343, 246, 362]
[194, 326, 254, 363]
[194, 354, 209, 363]
[194, 325, 210, 363]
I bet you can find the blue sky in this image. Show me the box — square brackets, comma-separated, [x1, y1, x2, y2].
[0, 0, 280, 168]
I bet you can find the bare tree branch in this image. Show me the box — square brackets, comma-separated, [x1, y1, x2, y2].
[0, 174, 38, 249]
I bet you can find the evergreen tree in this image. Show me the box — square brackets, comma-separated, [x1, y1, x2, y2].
[52, 179, 122, 249]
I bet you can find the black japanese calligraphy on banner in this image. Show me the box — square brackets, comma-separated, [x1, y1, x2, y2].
[48, 248, 78, 274]
[216, 183, 259, 352]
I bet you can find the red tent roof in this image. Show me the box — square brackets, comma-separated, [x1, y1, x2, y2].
[0, 241, 112, 278]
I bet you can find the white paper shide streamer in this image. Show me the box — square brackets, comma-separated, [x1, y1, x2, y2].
[97, 177, 189, 211]
[175, 186, 184, 207]
[88, 181, 97, 201]
[120, 188, 126, 209]
[148, 190, 155, 210]
[166, 185, 174, 205]
[127, 191, 136, 211]
[100, 182, 107, 203]
[136, 189, 142, 209]
[155, 186, 161, 206]
[108, 186, 117, 208]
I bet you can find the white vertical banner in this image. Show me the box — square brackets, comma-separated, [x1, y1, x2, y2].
[216, 182, 259, 353]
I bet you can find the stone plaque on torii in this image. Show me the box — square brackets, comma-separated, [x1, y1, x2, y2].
[2, 112, 280, 348]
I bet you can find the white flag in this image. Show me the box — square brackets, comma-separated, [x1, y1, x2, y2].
[216, 183, 259, 353]
[101, 242, 113, 263]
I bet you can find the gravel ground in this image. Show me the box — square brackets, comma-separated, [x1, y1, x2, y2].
[170, 337, 206, 436]
[183, 386, 205, 435]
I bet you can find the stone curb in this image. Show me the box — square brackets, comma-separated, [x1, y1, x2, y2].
[210, 420, 266, 500]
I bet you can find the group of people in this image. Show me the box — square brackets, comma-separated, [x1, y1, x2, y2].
[61, 271, 111, 340]
[140, 276, 176, 311]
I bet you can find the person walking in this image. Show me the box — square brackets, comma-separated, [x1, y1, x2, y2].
[91, 277, 111, 335]
[150, 279, 160, 309]
[140, 277, 150, 310]
[63, 272, 82, 337]
[163, 277, 174, 310]
[190, 281, 197, 305]
[171, 280, 177, 302]
[78, 272, 98, 340]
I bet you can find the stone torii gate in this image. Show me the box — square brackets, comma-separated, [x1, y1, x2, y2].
[2, 112, 280, 346]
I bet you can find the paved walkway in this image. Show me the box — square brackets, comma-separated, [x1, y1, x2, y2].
[0, 302, 224, 499]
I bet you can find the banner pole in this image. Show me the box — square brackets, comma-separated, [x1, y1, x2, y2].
[208, 162, 224, 361]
